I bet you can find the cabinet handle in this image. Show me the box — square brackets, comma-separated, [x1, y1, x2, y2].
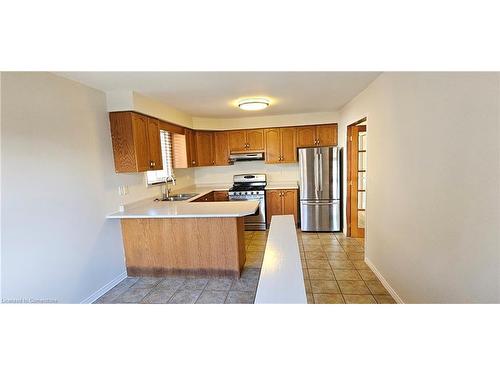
[192, 160, 196, 165]
[150, 160, 155, 168]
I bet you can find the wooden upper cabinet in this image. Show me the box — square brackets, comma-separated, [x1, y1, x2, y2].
[296, 124, 338, 147]
[213, 131, 230, 166]
[185, 128, 198, 167]
[296, 126, 317, 147]
[316, 124, 337, 146]
[195, 131, 214, 166]
[109, 111, 163, 173]
[280, 127, 297, 163]
[264, 127, 297, 164]
[228, 130, 247, 152]
[228, 129, 264, 152]
[109, 111, 337, 173]
[147, 118, 163, 171]
[246, 129, 264, 151]
[264, 128, 281, 163]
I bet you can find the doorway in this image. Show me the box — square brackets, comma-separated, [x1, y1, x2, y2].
[346, 118, 367, 238]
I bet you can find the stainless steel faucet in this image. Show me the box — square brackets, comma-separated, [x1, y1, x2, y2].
[162, 176, 176, 200]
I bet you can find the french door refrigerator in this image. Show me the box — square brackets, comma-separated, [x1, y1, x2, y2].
[299, 146, 342, 231]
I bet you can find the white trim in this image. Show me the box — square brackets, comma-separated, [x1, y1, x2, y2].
[365, 257, 404, 304]
[80, 272, 127, 304]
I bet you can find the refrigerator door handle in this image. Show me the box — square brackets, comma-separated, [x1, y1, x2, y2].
[318, 152, 323, 192]
[301, 201, 334, 206]
[313, 152, 319, 192]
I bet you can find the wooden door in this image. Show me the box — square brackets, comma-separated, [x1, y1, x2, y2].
[195, 131, 214, 166]
[228, 130, 247, 152]
[214, 131, 230, 166]
[246, 129, 264, 151]
[282, 189, 298, 223]
[280, 127, 297, 163]
[131, 113, 150, 172]
[316, 124, 338, 146]
[347, 122, 367, 238]
[146, 117, 163, 171]
[265, 190, 283, 223]
[185, 128, 198, 167]
[296, 126, 317, 147]
[264, 128, 281, 163]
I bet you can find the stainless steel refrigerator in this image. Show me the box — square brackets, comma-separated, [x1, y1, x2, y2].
[299, 146, 342, 232]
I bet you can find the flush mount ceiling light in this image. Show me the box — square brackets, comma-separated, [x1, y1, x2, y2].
[237, 98, 270, 111]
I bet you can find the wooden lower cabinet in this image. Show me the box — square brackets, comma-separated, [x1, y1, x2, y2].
[213, 191, 229, 201]
[121, 217, 246, 277]
[265, 189, 298, 225]
[193, 191, 215, 202]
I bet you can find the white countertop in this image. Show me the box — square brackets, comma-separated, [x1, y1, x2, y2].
[254, 215, 307, 304]
[107, 184, 257, 219]
[265, 181, 299, 190]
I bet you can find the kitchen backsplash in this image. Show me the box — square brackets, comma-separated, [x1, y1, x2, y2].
[191, 161, 299, 185]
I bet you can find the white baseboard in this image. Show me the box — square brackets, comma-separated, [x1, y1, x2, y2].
[80, 272, 127, 304]
[365, 258, 404, 304]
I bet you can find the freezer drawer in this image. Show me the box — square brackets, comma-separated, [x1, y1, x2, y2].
[300, 200, 341, 232]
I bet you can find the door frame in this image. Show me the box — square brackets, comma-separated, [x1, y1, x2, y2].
[346, 117, 367, 237]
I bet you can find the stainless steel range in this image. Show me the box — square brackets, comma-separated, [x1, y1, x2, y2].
[228, 174, 267, 231]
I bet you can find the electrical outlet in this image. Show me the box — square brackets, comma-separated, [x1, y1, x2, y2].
[118, 185, 129, 196]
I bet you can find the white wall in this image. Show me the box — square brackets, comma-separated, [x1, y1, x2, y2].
[193, 161, 299, 185]
[339, 72, 500, 303]
[105, 90, 193, 128]
[193, 111, 339, 130]
[0, 72, 171, 303]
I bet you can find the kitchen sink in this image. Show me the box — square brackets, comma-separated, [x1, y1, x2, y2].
[156, 193, 198, 202]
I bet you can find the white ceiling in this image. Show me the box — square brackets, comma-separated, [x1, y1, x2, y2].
[55, 72, 380, 118]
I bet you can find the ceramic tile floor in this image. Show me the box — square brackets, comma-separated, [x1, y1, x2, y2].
[299, 231, 396, 304]
[95, 230, 395, 304]
[94, 230, 266, 304]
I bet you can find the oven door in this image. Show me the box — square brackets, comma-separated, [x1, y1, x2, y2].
[228, 194, 266, 230]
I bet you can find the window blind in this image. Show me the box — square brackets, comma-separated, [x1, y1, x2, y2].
[146, 130, 174, 185]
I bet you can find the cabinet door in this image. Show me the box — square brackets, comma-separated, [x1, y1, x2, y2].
[214, 131, 230, 166]
[296, 126, 317, 147]
[280, 127, 297, 163]
[246, 129, 264, 151]
[316, 124, 338, 146]
[213, 191, 229, 201]
[193, 191, 215, 202]
[264, 128, 281, 163]
[185, 129, 198, 167]
[282, 189, 298, 224]
[131, 113, 151, 172]
[266, 190, 283, 223]
[195, 131, 214, 166]
[147, 117, 163, 171]
[228, 130, 247, 152]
